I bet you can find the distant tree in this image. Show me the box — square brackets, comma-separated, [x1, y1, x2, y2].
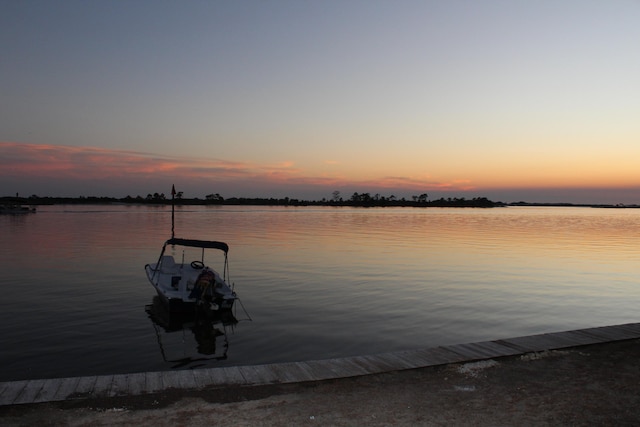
[176, 191, 183, 199]
[332, 190, 341, 202]
[350, 192, 373, 204]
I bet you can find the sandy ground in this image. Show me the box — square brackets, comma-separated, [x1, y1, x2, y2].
[1, 339, 639, 426]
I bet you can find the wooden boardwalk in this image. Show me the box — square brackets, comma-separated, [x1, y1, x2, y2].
[2, 323, 639, 406]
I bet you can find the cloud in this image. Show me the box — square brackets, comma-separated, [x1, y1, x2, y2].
[0, 142, 479, 197]
[1, 142, 256, 181]
[337, 175, 477, 193]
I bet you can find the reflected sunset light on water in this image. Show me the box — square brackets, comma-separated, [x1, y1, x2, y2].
[2, 205, 639, 381]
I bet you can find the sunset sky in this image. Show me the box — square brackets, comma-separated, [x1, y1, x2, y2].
[2, 1, 639, 203]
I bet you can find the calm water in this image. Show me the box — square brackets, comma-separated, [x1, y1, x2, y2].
[1, 205, 639, 381]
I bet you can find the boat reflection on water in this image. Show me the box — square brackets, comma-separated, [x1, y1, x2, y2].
[145, 296, 238, 369]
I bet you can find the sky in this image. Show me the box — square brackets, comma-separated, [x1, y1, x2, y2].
[2, 0, 639, 204]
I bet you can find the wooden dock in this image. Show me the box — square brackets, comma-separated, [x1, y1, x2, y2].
[2, 323, 639, 406]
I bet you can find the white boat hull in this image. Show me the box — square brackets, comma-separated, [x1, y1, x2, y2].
[145, 254, 236, 313]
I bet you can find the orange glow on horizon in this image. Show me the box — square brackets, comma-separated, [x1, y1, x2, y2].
[2, 142, 639, 197]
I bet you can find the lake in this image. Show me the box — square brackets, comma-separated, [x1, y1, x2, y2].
[1, 205, 639, 381]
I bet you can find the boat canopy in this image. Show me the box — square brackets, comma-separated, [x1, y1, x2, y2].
[164, 238, 229, 253]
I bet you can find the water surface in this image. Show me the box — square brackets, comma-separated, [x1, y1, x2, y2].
[1, 205, 638, 381]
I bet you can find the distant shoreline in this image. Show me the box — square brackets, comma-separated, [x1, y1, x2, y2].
[508, 201, 640, 209]
[2, 196, 638, 209]
[1, 195, 504, 208]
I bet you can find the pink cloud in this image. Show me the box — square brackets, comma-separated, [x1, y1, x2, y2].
[0, 142, 254, 181]
[0, 142, 479, 197]
[342, 175, 477, 192]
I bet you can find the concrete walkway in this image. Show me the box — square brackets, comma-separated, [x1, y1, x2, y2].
[2, 322, 640, 407]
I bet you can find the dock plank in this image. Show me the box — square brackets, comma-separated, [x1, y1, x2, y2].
[52, 377, 81, 401]
[0, 381, 28, 405]
[237, 365, 277, 385]
[493, 339, 529, 353]
[318, 358, 362, 378]
[386, 349, 432, 368]
[271, 362, 313, 383]
[144, 372, 164, 393]
[192, 369, 215, 389]
[474, 340, 524, 357]
[13, 379, 46, 405]
[370, 352, 417, 371]
[344, 355, 393, 375]
[178, 370, 199, 390]
[0, 381, 15, 405]
[591, 325, 639, 340]
[160, 371, 183, 390]
[431, 346, 477, 364]
[109, 374, 129, 397]
[447, 343, 502, 360]
[72, 376, 98, 398]
[500, 333, 578, 353]
[356, 354, 402, 373]
[545, 331, 593, 347]
[34, 379, 62, 403]
[341, 356, 384, 375]
[216, 366, 247, 385]
[204, 368, 228, 386]
[0, 381, 8, 400]
[126, 373, 147, 396]
[303, 360, 345, 381]
[92, 375, 114, 398]
[341, 356, 383, 376]
[559, 330, 607, 346]
[617, 323, 640, 335]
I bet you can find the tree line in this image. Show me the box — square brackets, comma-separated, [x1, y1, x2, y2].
[3, 191, 505, 208]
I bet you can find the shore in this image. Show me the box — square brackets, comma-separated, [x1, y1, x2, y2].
[1, 338, 639, 426]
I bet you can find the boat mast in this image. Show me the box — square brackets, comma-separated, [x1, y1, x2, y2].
[171, 184, 176, 239]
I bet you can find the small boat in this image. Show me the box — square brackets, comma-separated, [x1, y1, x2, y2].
[145, 237, 237, 313]
[0, 204, 36, 214]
